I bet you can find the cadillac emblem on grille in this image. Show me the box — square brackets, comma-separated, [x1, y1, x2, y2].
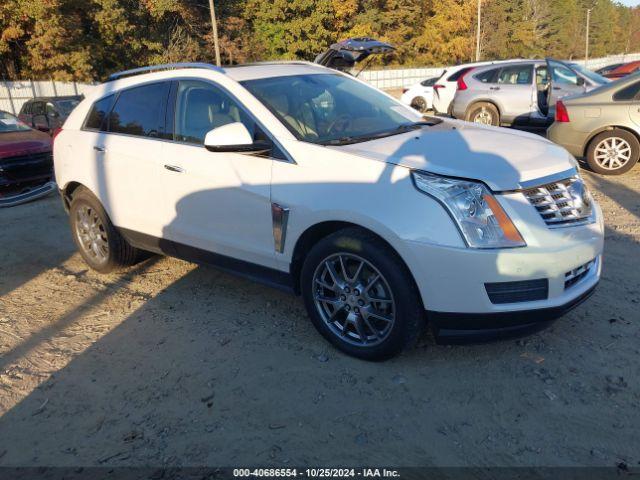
[524, 176, 594, 227]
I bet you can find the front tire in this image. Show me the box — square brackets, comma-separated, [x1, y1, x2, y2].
[69, 187, 139, 273]
[301, 228, 425, 361]
[586, 129, 639, 175]
[466, 102, 500, 126]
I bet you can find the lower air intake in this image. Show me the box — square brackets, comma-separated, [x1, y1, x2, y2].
[485, 279, 549, 305]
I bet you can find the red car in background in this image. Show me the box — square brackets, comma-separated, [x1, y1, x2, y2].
[604, 60, 640, 79]
[0, 111, 55, 205]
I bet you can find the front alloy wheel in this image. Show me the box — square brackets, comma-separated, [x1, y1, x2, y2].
[301, 228, 424, 361]
[313, 253, 395, 347]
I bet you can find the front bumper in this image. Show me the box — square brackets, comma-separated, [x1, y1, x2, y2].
[429, 283, 597, 343]
[400, 189, 604, 335]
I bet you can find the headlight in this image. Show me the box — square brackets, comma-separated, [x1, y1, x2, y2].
[412, 171, 526, 249]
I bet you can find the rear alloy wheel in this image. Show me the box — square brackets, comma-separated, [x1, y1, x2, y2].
[69, 187, 139, 273]
[301, 228, 424, 361]
[466, 102, 500, 126]
[410, 96, 428, 113]
[587, 129, 639, 175]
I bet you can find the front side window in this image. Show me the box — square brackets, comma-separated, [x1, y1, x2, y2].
[106, 82, 170, 137]
[242, 73, 422, 145]
[32, 102, 45, 115]
[497, 65, 532, 85]
[173, 80, 253, 145]
[551, 64, 578, 86]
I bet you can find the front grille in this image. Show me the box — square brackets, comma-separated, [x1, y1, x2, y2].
[485, 279, 548, 304]
[524, 176, 594, 228]
[565, 259, 595, 290]
[0, 151, 52, 182]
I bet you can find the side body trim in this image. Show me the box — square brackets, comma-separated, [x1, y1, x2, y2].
[119, 228, 294, 293]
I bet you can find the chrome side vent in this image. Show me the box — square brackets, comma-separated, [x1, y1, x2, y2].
[524, 176, 594, 228]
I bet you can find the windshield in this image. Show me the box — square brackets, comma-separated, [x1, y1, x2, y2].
[569, 63, 609, 85]
[0, 111, 32, 133]
[241, 74, 423, 145]
[56, 99, 80, 115]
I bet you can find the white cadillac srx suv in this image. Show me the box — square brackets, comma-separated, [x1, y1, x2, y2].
[54, 62, 604, 360]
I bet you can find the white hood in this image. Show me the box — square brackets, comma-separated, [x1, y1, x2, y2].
[332, 121, 577, 191]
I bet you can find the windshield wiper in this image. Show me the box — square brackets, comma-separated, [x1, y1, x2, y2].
[320, 120, 439, 146]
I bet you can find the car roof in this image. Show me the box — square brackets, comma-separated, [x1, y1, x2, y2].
[223, 62, 334, 81]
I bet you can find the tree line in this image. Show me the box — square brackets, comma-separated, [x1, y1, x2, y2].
[1, 0, 639, 81]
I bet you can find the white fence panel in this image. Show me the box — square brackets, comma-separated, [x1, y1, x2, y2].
[0, 80, 95, 115]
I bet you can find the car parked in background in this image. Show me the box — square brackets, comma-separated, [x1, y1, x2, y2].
[18, 95, 82, 135]
[55, 62, 603, 360]
[0, 110, 53, 200]
[595, 62, 624, 77]
[431, 60, 514, 115]
[451, 58, 609, 128]
[548, 73, 640, 175]
[603, 60, 640, 79]
[400, 77, 438, 112]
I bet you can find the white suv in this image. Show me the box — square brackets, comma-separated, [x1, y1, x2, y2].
[54, 62, 604, 360]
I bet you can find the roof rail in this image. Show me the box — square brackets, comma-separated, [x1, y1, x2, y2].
[225, 61, 321, 68]
[107, 63, 224, 81]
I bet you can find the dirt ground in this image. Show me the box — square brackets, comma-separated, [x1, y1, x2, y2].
[0, 166, 638, 468]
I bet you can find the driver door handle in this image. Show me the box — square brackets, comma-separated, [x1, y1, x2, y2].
[93, 145, 105, 152]
[164, 164, 184, 173]
[489, 86, 500, 91]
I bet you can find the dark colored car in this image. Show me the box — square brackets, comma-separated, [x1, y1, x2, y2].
[595, 62, 624, 76]
[314, 37, 395, 73]
[0, 111, 53, 199]
[604, 60, 640, 79]
[18, 95, 82, 135]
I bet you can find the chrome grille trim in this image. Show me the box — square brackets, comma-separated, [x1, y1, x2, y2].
[523, 176, 594, 228]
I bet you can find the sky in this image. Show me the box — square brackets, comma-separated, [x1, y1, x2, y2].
[619, 0, 640, 6]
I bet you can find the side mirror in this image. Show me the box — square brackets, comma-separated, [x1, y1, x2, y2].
[204, 122, 270, 153]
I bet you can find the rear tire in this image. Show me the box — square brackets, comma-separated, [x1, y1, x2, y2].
[466, 102, 500, 126]
[300, 228, 425, 361]
[410, 96, 428, 113]
[586, 129, 639, 175]
[69, 187, 139, 273]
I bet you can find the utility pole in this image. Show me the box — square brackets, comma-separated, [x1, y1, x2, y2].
[475, 0, 482, 62]
[585, 8, 591, 68]
[208, 0, 221, 67]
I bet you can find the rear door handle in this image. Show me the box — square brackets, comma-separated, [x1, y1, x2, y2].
[164, 164, 184, 173]
[93, 146, 105, 152]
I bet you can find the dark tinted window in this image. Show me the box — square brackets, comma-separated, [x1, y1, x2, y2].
[84, 95, 115, 130]
[613, 81, 640, 101]
[497, 65, 532, 85]
[421, 77, 438, 87]
[107, 82, 170, 137]
[32, 102, 45, 115]
[475, 68, 500, 83]
[174, 80, 253, 145]
[447, 67, 472, 81]
[22, 102, 32, 115]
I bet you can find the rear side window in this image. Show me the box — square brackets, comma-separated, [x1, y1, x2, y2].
[475, 68, 500, 83]
[84, 95, 116, 130]
[613, 81, 640, 101]
[447, 67, 472, 82]
[106, 82, 170, 137]
[496, 65, 532, 85]
[421, 77, 438, 87]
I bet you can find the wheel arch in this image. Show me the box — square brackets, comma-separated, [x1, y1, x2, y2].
[582, 125, 640, 157]
[61, 181, 85, 211]
[289, 221, 423, 310]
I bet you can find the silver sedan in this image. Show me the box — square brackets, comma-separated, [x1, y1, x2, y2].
[548, 73, 640, 175]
